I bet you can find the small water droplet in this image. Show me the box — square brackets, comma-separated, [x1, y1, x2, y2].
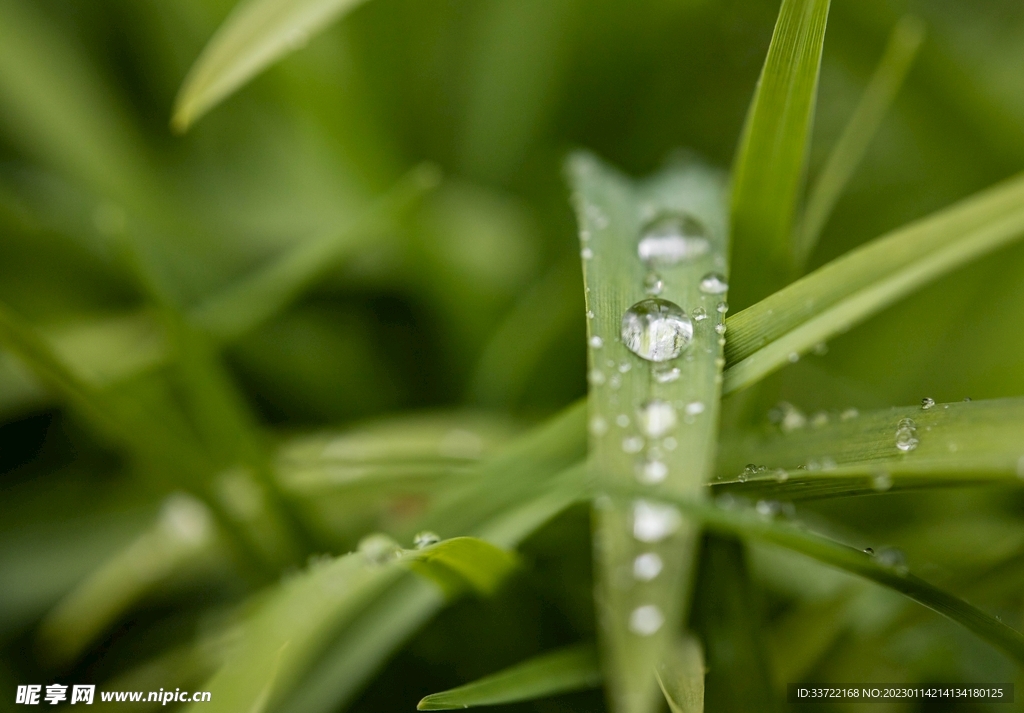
[863, 547, 874, 555]
[872, 471, 893, 492]
[637, 400, 677, 438]
[414, 531, 440, 549]
[622, 436, 645, 454]
[588, 369, 606, 386]
[756, 500, 781, 518]
[963, 396, 972, 402]
[787, 351, 800, 363]
[637, 214, 710, 266]
[699, 273, 728, 295]
[632, 500, 682, 542]
[633, 553, 663, 581]
[653, 366, 681, 383]
[644, 273, 664, 295]
[770, 402, 807, 432]
[876, 547, 908, 574]
[589, 336, 604, 349]
[692, 307, 707, 322]
[840, 408, 859, 421]
[638, 459, 668, 484]
[716, 302, 729, 315]
[616, 414, 630, 428]
[581, 247, 594, 260]
[921, 397, 935, 410]
[685, 401, 705, 416]
[774, 468, 789, 483]
[359, 534, 402, 564]
[586, 310, 595, 319]
[589, 416, 608, 436]
[608, 373, 622, 390]
[895, 418, 918, 453]
[618, 362, 632, 373]
[715, 323, 727, 335]
[811, 411, 829, 428]
[160, 493, 213, 545]
[621, 299, 693, 362]
[812, 342, 829, 356]
[629, 604, 665, 636]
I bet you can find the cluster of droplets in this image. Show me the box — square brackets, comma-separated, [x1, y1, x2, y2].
[895, 417, 919, 453]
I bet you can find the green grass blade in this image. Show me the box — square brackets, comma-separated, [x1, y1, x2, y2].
[655, 637, 705, 713]
[724, 173, 1024, 393]
[620, 489, 1024, 665]
[406, 537, 518, 596]
[568, 152, 728, 713]
[714, 398, 1024, 499]
[795, 16, 925, 264]
[417, 643, 601, 710]
[172, 0, 372, 131]
[729, 0, 831, 303]
[190, 165, 439, 342]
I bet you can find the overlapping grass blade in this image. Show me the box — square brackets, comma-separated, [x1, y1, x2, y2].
[729, 0, 831, 303]
[795, 15, 925, 264]
[724, 172, 1024, 393]
[713, 398, 1024, 499]
[618, 488, 1024, 664]
[172, 0, 374, 131]
[417, 643, 601, 710]
[655, 637, 705, 713]
[568, 152, 728, 713]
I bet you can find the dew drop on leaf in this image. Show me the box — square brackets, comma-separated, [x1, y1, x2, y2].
[413, 531, 440, 549]
[637, 399, 677, 437]
[633, 552, 663, 581]
[589, 336, 604, 349]
[629, 604, 665, 636]
[632, 500, 682, 542]
[620, 298, 693, 362]
[698, 272, 729, 294]
[637, 213, 710, 266]
[638, 459, 668, 484]
[644, 272, 664, 295]
[921, 397, 935, 410]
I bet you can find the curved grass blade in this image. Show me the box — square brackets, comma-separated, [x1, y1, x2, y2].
[614, 488, 1024, 665]
[569, 152, 728, 713]
[172, 0, 372, 131]
[655, 637, 705, 713]
[724, 172, 1024, 393]
[795, 15, 925, 264]
[417, 643, 601, 710]
[729, 0, 831, 303]
[713, 398, 1024, 499]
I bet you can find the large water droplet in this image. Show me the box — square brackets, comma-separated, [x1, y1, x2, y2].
[632, 500, 682, 542]
[699, 273, 729, 295]
[621, 299, 693, 362]
[637, 400, 677, 437]
[637, 214, 710, 266]
[629, 604, 665, 636]
[633, 552, 663, 581]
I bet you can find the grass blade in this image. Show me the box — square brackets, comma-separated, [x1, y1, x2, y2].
[616, 487, 1024, 665]
[724, 172, 1024, 393]
[568, 152, 728, 713]
[417, 643, 601, 710]
[172, 0, 372, 131]
[655, 637, 705, 713]
[795, 16, 925, 264]
[713, 398, 1024, 499]
[729, 0, 831, 303]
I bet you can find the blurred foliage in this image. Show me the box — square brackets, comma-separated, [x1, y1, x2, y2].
[2, 0, 1024, 712]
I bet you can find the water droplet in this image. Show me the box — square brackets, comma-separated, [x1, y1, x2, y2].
[637, 214, 710, 266]
[773, 468, 789, 483]
[160, 493, 213, 546]
[632, 500, 682, 542]
[581, 247, 594, 260]
[618, 362, 632, 373]
[653, 366, 681, 383]
[698, 273, 728, 295]
[586, 310, 595, 319]
[840, 408, 859, 421]
[629, 604, 665, 636]
[921, 397, 935, 410]
[638, 459, 668, 484]
[608, 373, 622, 390]
[644, 273, 664, 295]
[588, 369, 606, 386]
[637, 400, 677, 437]
[616, 414, 630, 428]
[589, 336, 604, 349]
[685, 401, 705, 416]
[692, 307, 707, 322]
[359, 534, 402, 565]
[872, 471, 892, 492]
[770, 402, 807, 432]
[756, 500, 781, 518]
[812, 342, 829, 356]
[589, 416, 608, 436]
[620, 299, 693, 362]
[622, 436, 645, 454]
[811, 411, 829, 428]
[716, 301, 729, 314]
[963, 396, 972, 402]
[863, 547, 874, 555]
[895, 418, 919, 453]
[714, 323, 727, 336]
[633, 553, 663, 581]
[787, 351, 800, 363]
[414, 531, 440, 549]
[876, 547, 908, 574]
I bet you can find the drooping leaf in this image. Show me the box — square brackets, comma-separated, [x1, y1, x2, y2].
[729, 0, 832, 305]
[724, 172, 1024, 393]
[417, 643, 601, 710]
[568, 152, 728, 713]
[794, 16, 926, 264]
[172, 0, 374, 131]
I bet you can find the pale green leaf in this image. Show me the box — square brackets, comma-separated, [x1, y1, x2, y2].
[656, 637, 705, 713]
[724, 172, 1024, 393]
[172, 0, 372, 131]
[417, 643, 601, 710]
[568, 152, 728, 713]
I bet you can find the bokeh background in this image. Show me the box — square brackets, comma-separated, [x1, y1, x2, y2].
[2, 0, 1024, 710]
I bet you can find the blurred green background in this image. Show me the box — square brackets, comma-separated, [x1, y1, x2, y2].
[2, 0, 1024, 710]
